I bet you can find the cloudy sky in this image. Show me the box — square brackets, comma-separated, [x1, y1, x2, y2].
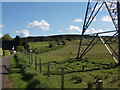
[1, 1, 116, 37]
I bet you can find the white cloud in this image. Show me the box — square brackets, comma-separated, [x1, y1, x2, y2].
[101, 15, 112, 22]
[73, 18, 83, 23]
[86, 28, 104, 34]
[27, 20, 50, 30]
[0, 33, 3, 38]
[15, 30, 29, 37]
[0, 24, 4, 28]
[66, 25, 81, 33]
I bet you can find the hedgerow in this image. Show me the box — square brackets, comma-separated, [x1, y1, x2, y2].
[14, 52, 50, 88]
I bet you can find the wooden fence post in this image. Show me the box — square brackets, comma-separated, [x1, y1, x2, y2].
[96, 80, 103, 90]
[82, 65, 85, 71]
[35, 55, 37, 71]
[61, 67, 64, 89]
[47, 62, 50, 77]
[27, 52, 29, 60]
[31, 53, 33, 64]
[29, 52, 31, 64]
[39, 59, 42, 73]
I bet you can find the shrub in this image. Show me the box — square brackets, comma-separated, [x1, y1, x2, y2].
[18, 62, 30, 71]
[0, 48, 3, 56]
[16, 46, 25, 52]
[23, 67, 37, 81]
[48, 41, 57, 49]
[66, 37, 72, 41]
[27, 74, 50, 88]
[15, 53, 37, 81]
[3, 50, 10, 56]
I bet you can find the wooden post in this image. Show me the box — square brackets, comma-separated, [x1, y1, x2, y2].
[35, 55, 37, 71]
[82, 65, 85, 71]
[39, 59, 42, 73]
[27, 52, 29, 61]
[117, 1, 120, 66]
[61, 67, 64, 89]
[47, 62, 50, 77]
[31, 53, 33, 64]
[29, 52, 31, 64]
[96, 80, 103, 90]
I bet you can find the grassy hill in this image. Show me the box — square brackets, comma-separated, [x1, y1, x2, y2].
[10, 39, 119, 88]
[29, 40, 118, 63]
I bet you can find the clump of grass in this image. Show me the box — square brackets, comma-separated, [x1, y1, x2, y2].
[23, 67, 37, 81]
[71, 75, 82, 84]
[87, 81, 94, 89]
[14, 52, 37, 81]
[27, 74, 50, 88]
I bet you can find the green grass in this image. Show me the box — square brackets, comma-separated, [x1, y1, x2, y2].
[36, 40, 79, 63]
[9, 57, 28, 88]
[35, 40, 118, 63]
[31, 39, 119, 88]
[29, 42, 49, 48]
[10, 39, 119, 88]
[29, 41, 67, 54]
[41, 67, 119, 88]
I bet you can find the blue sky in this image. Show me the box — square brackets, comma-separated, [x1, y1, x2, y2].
[1, 2, 116, 38]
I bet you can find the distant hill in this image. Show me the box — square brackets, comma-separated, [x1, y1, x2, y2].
[23, 34, 112, 42]
[2, 34, 113, 50]
[23, 34, 98, 42]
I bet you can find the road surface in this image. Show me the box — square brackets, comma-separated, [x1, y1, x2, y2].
[1, 55, 14, 89]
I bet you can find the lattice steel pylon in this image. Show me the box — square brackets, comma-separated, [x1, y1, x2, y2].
[76, 0, 120, 66]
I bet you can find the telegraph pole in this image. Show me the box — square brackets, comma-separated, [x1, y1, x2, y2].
[117, 1, 120, 66]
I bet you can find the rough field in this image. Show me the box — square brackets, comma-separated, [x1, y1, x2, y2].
[9, 39, 119, 88]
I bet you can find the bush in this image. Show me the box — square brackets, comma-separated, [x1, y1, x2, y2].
[18, 62, 30, 71]
[48, 41, 57, 49]
[27, 74, 50, 88]
[23, 67, 37, 81]
[3, 50, 10, 56]
[0, 48, 3, 56]
[16, 46, 25, 52]
[15, 53, 37, 81]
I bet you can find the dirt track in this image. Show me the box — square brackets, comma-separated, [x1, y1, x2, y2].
[2, 55, 14, 89]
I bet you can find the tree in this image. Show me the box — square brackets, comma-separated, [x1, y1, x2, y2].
[2, 34, 12, 41]
[21, 40, 29, 50]
[14, 35, 21, 46]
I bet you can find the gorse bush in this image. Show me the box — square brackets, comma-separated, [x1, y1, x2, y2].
[3, 50, 10, 56]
